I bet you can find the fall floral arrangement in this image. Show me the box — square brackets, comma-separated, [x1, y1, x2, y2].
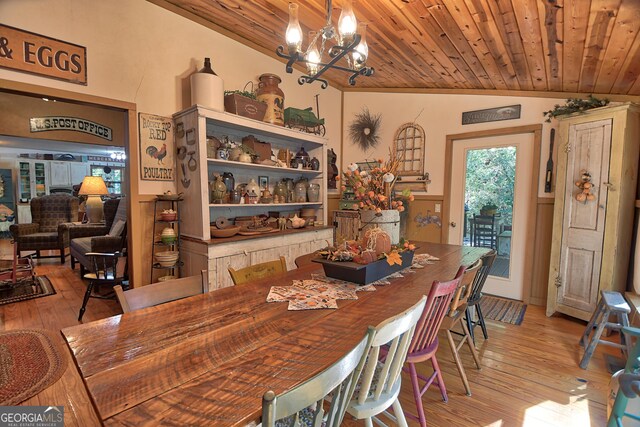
[319, 228, 416, 266]
[340, 149, 414, 212]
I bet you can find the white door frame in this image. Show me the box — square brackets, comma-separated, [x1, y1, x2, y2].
[442, 124, 542, 304]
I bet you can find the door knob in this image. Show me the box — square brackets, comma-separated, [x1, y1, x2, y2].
[450, 222, 456, 227]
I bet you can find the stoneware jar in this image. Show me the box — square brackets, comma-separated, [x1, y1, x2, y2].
[256, 73, 284, 126]
[210, 175, 227, 204]
[190, 57, 224, 111]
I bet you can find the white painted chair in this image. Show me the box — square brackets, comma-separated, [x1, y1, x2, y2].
[347, 295, 428, 427]
[261, 327, 374, 427]
[114, 270, 208, 312]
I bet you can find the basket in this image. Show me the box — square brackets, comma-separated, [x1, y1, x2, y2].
[224, 94, 267, 121]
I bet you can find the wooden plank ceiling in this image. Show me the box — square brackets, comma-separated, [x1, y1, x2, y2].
[160, 0, 640, 96]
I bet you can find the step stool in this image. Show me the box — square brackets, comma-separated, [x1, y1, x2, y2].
[579, 291, 632, 370]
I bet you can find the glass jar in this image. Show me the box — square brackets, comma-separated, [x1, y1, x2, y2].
[273, 181, 287, 201]
[222, 172, 235, 194]
[307, 183, 320, 202]
[283, 178, 295, 202]
[256, 73, 285, 126]
[230, 188, 242, 204]
[294, 181, 307, 203]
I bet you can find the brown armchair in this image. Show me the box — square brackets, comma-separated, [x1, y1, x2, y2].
[9, 194, 79, 264]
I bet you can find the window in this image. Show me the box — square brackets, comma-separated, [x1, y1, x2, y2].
[393, 123, 425, 178]
[91, 166, 123, 195]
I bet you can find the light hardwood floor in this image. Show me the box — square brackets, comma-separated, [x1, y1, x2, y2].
[0, 253, 616, 426]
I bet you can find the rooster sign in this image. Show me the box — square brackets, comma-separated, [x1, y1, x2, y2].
[139, 113, 174, 181]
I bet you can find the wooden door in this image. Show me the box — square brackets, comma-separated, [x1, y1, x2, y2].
[556, 119, 612, 313]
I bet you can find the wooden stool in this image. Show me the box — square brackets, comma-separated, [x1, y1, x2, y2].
[579, 291, 632, 369]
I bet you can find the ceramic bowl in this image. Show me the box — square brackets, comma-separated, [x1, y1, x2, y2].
[160, 212, 177, 221]
[161, 236, 177, 244]
[210, 225, 241, 238]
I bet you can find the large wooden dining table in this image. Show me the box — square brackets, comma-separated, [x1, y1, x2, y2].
[61, 243, 489, 426]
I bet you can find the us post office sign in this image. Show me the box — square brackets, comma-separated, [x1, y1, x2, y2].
[0, 24, 87, 85]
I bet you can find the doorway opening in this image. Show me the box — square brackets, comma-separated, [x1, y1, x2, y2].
[463, 146, 516, 278]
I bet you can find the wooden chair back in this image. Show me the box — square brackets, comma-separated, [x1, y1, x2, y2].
[85, 251, 127, 284]
[228, 256, 287, 285]
[294, 252, 319, 268]
[262, 328, 374, 427]
[448, 259, 482, 317]
[114, 270, 208, 313]
[467, 250, 497, 306]
[472, 214, 496, 248]
[354, 296, 427, 408]
[408, 277, 460, 356]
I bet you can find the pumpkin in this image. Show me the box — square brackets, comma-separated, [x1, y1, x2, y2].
[360, 250, 378, 264]
[363, 227, 391, 256]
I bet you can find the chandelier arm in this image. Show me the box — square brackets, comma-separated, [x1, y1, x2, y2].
[348, 67, 374, 86]
[298, 75, 329, 89]
[325, 0, 333, 28]
[275, 45, 299, 74]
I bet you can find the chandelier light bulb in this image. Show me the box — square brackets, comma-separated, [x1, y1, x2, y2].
[306, 31, 321, 75]
[352, 23, 368, 67]
[286, 3, 303, 53]
[338, 0, 357, 46]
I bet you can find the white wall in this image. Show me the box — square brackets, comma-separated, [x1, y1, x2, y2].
[0, 0, 343, 195]
[342, 92, 567, 198]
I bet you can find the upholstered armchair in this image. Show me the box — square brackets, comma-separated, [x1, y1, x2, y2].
[64, 198, 127, 275]
[9, 194, 79, 264]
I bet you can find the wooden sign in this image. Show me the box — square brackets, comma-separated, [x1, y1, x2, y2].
[29, 117, 112, 141]
[462, 105, 521, 125]
[0, 24, 87, 85]
[139, 113, 174, 181]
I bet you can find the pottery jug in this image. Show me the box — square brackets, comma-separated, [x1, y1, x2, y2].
[210, 175, 227, 204]
[295, 147, 310, 168]
[310, 157, 320, 171]
[190, 57, 224, 111]
[307, 183, 320, 202]
[294, 181, 307, 203]
[256, 73, 285, 126]
[246, 178, 260, 196]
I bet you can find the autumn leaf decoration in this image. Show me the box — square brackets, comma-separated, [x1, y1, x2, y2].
[385, 250, 403, 266]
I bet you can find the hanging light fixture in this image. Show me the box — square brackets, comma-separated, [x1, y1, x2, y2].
[276, 0, 374, 88]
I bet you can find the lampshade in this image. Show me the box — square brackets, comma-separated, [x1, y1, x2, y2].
[79, 176, 109, 196]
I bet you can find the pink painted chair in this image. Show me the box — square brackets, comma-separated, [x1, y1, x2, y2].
[402, 271, 462, 427]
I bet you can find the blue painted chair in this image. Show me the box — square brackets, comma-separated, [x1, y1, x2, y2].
[607, 326, 640, 427]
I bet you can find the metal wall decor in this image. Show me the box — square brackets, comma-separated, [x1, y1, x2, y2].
[276, 0, 374, 88]
[462, 105, 521, 125]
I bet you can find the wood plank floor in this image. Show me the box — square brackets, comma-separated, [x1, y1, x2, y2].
[0, 253, 616, 426]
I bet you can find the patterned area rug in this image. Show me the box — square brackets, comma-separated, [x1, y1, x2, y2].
[480, 295, 527, 325]
[0, 329, 67, 405]
[0, 276, 56, 306]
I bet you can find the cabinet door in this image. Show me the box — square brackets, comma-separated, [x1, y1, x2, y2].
[32, 161, 48, 197]
[70, 163, 89, 186]
[18, 161, 31, 201]
[556, 119, 611, 313]
[50, 161, 71, 186]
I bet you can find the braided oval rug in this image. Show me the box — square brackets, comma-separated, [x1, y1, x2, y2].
[0, 329, 67, 406]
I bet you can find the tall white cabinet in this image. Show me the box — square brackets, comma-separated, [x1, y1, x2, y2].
[547, 103, 640, 321]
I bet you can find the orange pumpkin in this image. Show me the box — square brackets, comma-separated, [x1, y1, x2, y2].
[363, 228, 392, 256]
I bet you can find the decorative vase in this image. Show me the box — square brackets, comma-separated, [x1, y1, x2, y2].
[256, 73, 284, 126]
[217, 148, 229, 160]
[360, 209, 401, 244]
[294, 181, 307, 203]
[246, 178, 260, 196]
[307, 183, 320, 202]
[190, 57, 224, 112]
[210, 175, 227, 204]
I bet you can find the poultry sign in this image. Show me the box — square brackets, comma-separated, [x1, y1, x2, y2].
[139, 113, 174, 181]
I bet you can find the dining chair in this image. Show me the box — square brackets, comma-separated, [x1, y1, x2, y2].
[440, 260, 483, 397]
[78, 251, 127, 321]
[294, 251, 319, 268]
[465, 250, 497, 344]
[472, 214, 496, 249]
[347, 295, 428, 427]
[114, 270, 208, 312]
[261, 327, 374, 427]
[228, 256, 287, 286]
[403, 274, 462, 427]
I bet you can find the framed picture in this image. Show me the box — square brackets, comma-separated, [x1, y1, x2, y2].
[258, 176, 269, 189]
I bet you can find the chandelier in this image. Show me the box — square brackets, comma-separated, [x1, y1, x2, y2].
[276, 0, 374, 89]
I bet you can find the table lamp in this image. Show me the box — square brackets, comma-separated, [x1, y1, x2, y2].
[79, 176, 109, 223]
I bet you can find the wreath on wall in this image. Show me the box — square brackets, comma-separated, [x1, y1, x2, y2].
[349, 108, 381, 150]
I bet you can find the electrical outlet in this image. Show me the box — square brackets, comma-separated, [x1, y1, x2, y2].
[435, 203, 441, 213]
